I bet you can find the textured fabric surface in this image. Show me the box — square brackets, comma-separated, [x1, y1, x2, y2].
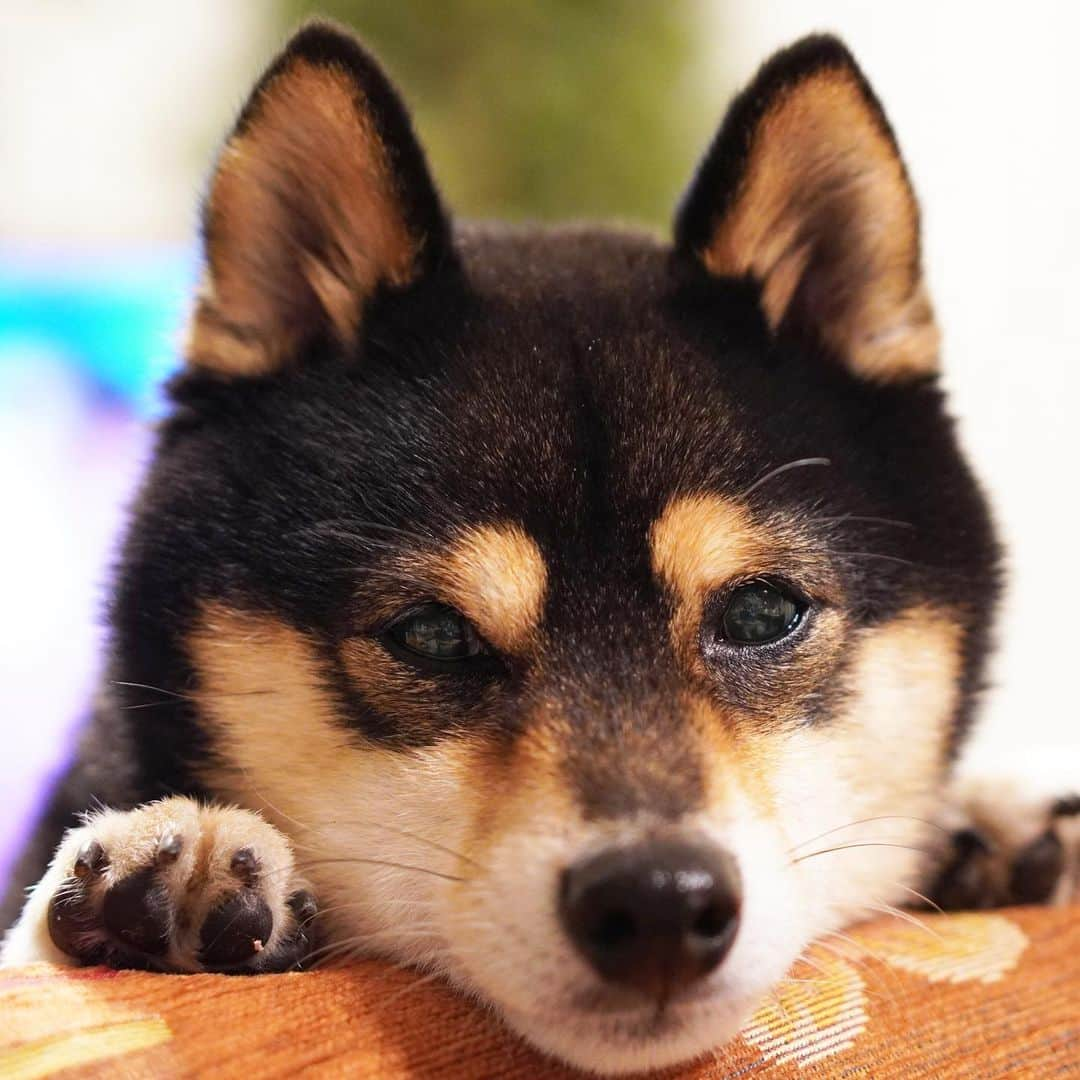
[1, 906, 1077, 1078]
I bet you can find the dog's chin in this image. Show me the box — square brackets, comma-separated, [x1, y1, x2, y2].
[499, 986, 758, 1075]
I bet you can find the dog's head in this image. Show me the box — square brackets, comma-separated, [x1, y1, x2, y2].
[115, 24, 998, 1073]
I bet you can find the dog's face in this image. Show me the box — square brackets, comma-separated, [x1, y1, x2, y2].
[113, 26, 998, 1073]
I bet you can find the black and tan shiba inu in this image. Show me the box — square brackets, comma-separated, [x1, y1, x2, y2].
[2, 22, 1076, 1074]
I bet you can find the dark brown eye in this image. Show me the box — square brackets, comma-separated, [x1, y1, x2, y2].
[720, 582, 805, 645]
[386, 603, 484, 661]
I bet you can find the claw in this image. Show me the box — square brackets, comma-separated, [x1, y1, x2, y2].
[229, 847, 260, 884]
[287, 888, 318, 926]
[73, 839, 108, 879]
[156, 833, 184, 865]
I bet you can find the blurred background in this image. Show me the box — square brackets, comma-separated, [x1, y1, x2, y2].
[1, 2, 1076, 886]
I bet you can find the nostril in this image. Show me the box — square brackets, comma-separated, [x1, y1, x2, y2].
[691, 901, 729, 940]
[589, 908, 637, 951]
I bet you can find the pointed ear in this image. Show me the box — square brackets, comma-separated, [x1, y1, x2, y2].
[675, 36, 938, 382]
[188, 21, 452, 377]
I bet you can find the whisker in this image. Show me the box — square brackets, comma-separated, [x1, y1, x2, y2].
[743, 457, 831, 497]
[817, 929, 895, 973]
[305, 929, 443, 969]
[293, 819, 487, 874]
[890, 882, 945, 915]
[234, 773, 313, 836]
[790, 841, 936, 866]
[800, 941, 895, 1005]
[112, 680, 273, 710]
[232, 776, 485, 878]
[767, 986, 792, 1025]
[787, 815, 949, 854]
[111, 680, 188, 700]
[292, 520, 435, 548]
[375, 969, 447, 1010]
[867, 902, 942, 940]
[814, 514, 915, 530]
[832, 551, 916, 567]
[286, 856, 468, 885]
[302, 898, 437, 925]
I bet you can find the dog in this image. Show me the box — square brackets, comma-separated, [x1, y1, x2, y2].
[2, 21, 1076, 1075]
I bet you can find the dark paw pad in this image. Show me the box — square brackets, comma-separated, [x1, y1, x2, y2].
[1009, 830, 1064, 904]
[101, 867, 173, 956]
[200, 890, 274, 968]
[927, 828, 998, 910]
[48, 879, 106, 962]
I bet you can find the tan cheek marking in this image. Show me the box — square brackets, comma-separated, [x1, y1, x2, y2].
[430, 523, 548, 654]
[187, 604, 357, 798]
[650, 493, 766, 660]
[833, 604, 964, 789]
[703, 69, 938, 382]
[693, 605, 964, 838]
[751, 605, 963, 853]
[187, 603, 495, 898]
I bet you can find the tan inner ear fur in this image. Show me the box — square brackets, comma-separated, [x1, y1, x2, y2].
[187, 61, 419, 377]
[703, 68, 939, 382]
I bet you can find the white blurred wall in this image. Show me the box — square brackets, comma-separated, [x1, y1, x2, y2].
[0, 1, 268, 243]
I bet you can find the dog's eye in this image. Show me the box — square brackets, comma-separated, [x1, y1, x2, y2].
[719, 581, 806, 645]
[386, 603, 484, 661]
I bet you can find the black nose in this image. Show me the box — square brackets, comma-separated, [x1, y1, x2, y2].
[559, 838, 742, 1000]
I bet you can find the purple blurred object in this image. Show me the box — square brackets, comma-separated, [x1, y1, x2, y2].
[0, 247, 193, 889]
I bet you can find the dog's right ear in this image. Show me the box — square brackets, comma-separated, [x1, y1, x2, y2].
[187, 21, 452, 378]
[675, 36, 937, 383]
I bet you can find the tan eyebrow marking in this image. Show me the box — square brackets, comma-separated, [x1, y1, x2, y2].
[649, 494, 771, 663]
[433, 523, 549, 653]
[650, 494, 765, 605]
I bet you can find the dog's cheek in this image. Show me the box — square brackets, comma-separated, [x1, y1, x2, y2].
[185, 603, 484, 963]
[765, 605, 963, 929]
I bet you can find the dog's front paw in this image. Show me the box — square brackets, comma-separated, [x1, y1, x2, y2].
[7, 798, 316, 972]
[929, 774, 1079, 910]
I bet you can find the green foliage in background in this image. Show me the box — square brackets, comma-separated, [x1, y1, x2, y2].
[279, 1, 711, 227]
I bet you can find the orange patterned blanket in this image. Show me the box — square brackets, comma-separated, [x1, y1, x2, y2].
[1, 907, 1077, 1078]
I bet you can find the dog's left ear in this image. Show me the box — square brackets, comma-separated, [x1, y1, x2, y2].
[188, 21, 452, 377]
[675, 36, 937, 382]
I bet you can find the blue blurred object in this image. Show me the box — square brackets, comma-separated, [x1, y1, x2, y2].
[0, 247, 197, 416]
[0, 246, 196, 883]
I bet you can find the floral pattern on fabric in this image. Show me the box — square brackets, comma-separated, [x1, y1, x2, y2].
[0, 907, 1074, 1079]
